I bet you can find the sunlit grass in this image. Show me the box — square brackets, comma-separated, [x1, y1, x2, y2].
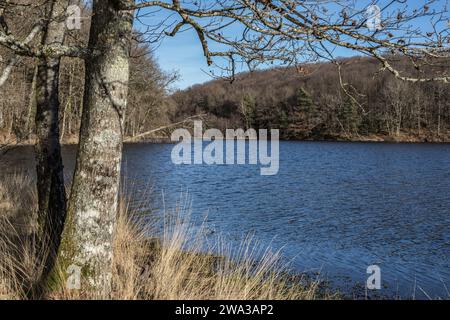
[0, 174, 329, 300]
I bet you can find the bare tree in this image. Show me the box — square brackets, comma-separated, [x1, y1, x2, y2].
[33, 0, 69, 294]
[0, 0, 448, 293]
[55, 0, 134, 293]
[0, 0, 71, 296]
[383, 78, 411, 136]
[125, 0, 449, 83]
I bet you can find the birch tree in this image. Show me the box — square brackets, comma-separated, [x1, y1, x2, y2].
[58, 0, 134, 293]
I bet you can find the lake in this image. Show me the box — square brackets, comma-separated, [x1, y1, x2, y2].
[1, 141, 449, 299]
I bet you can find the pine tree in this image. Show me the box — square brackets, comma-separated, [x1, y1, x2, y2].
[240, 93, 257, 129]
[287, 87, 317, 138]
[296, 87, 315, 118]
[339, 96, 360, 135]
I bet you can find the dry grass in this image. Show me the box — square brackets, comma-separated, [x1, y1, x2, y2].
[0, 174, 331, 300]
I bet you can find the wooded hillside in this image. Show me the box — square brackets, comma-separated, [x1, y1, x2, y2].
[1, 10, 448, 145]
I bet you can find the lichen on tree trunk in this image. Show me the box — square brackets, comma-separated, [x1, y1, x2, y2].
[57, 0, 134, 294]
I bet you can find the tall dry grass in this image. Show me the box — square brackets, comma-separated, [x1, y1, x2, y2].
[0, 174, 330, 300]
[0, 174, 44, 299]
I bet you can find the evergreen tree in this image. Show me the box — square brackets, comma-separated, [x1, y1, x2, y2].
[286, 87, 317, 138]
[240, 93, 257, 129]
[295, 87, 319, 125]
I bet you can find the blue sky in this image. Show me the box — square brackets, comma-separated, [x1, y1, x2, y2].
[152, 27, 356, 90]
[135, 0, 448, 90]
[153, 28, 212, 90]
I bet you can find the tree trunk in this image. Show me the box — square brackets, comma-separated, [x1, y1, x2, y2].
[58, 0, 134, 294]
[34, 0, 68, 293]
[60, 64, 74, 143]
[26, 65, 38, 135]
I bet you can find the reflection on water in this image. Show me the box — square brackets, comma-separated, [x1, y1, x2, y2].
[1, 141, 450, 298]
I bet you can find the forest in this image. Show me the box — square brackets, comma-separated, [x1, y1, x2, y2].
[3, 51, 449, 145]
[172, 57, 450, 142]
[1, 4, 448, 145]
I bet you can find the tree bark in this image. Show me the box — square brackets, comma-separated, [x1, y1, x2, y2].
[60, 64, 75, 143]
[34, 0, 68, 293]
[26, 65, 38, 135]
[58, 0, 134, 294]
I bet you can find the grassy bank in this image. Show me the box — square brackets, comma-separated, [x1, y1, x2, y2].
[0, 174, 334, 300]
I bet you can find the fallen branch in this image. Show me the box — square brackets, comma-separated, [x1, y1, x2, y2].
[124, 113, 207, 142]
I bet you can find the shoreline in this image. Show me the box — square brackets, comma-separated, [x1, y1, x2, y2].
[2, 134, 450, 147]
[1, 162, 447, 299]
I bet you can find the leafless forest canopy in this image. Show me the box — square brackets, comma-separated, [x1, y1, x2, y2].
[1, 45, 448, 145]
[0, 7, 175, 143]
[172, 56, 450, 141]
[0, 2, 449, 144]
[2, 47, 449, 143]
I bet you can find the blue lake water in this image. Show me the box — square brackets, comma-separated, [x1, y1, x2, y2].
[2, 141, 450, 298]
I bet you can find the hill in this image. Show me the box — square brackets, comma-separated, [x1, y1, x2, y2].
[171, 57, 449, 142]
